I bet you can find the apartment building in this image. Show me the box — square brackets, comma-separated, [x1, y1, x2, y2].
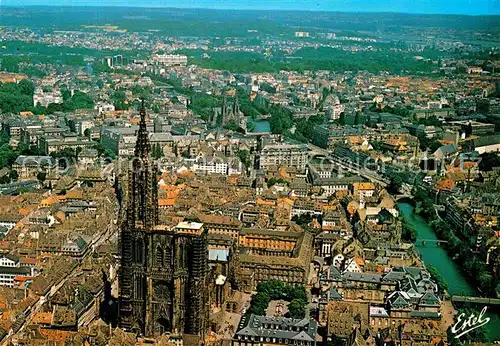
[260, 139, 308, 170]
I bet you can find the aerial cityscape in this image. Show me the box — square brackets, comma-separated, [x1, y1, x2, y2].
[0, 1, 499, 345]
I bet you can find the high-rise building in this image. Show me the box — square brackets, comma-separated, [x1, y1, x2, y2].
[118, 102, 209, 341]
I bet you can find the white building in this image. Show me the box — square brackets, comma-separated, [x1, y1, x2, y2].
[152, 54, 188, 66]
[309, 171, 364, 198]
[353, 182, 376, 200]
[95, 103, 116, 115]
[75, 119, 95, 136]
[0, 254, 20, 268]
[33, 88, 63, 107]
[0, 254, 32, 287]
[137, 77, 153, 87]
[179, 156, 243, 176]
[260, 139, 308, 170]
[0, 217, 19, 231]
[343, 257, 363, 273]
[295, 31, 310, 38]
[427, 101, 443, 109]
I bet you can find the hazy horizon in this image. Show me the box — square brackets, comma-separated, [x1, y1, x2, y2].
[1, 0, 500, 15]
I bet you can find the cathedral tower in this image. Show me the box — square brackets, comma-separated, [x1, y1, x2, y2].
[119, 102, 209, 341]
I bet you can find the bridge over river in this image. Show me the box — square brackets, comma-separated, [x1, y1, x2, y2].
[415, 239, 448, 247]
[307, 144, 390, 187]
[452, 296, 500, 306]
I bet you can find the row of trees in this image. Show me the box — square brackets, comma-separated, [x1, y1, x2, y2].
[248, 280, 307, 319]
[426, 265, 448, 293]
[337, 112, 363, 127]
[0, 132, 40, 184]
[109, 86, 154, 111]
[111, 90, 129, 111]
[152, 143, 164, 159]
[0, 130, 19, 184]
[286, 47, 435, 74]
[415, 116, 442, 127]
[292, 115, 325, 142]
[238, 150, 252, 170]
[268, 106, 294, 134]
[0, 80, 35, 114]
[412, 187, 497, 296]
[39, 89, 94, 114]
[417, 135, 442, 153]
[401, 221, 417, 243]
[180, 47, 437, 75]
[0, 80, 94, 115]
[1, 40, 139, 77]
[0, 133, 19, 172]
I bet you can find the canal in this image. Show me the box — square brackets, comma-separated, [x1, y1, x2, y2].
[398, 203, 500, 340]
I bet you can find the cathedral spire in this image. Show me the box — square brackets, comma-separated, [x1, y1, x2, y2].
[135, 99, 151, 159]
[233, 92, 240, 114]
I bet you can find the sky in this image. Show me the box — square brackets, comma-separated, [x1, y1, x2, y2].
[1, 0, 500, 15]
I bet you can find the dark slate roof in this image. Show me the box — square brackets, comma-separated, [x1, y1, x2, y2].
[378, 208, 394, 223]
[1, 253, 20, 264]
[416, 277, 438, 293]
[235, 314, 317, 341]
[73, 236, 88, 251]
[373, 256, 389, 265]
[419, 291, 440, 306]
[401, 277, 419, 293]
[382, 270, 406, 283]
[410, 310, 441, 319]
[474, 134, 500, 148]
[387, 291, 411, 308]
[329, 287, 343, 300]
[328, 265, 342, 281]
[394, 266, 424, 280]
[343, 272, 382, 284]
[0, 266, 31, 275]
[14, 155, 56, 167]
[312, 256, 325, 267]
[434, 143, 458, 157]
[311, 175, 365, 187]
[292, 331, 315, 342]
[237, 326, 258, 336]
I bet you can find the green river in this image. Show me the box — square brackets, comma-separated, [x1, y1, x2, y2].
[398, 203, 500, 340]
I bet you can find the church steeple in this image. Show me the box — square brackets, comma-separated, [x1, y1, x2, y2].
[125, 100, 158, 228]
[135, 99, 151, 159]
[222, 93, 228, 121]
[233, 92, 240, 115]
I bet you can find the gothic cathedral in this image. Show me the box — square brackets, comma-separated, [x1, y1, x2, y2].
[119, 101, 209, 342]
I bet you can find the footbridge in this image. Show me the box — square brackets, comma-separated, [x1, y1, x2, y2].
[415, 239, 448, 246]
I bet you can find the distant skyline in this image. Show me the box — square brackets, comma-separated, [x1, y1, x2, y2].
[1, 0, 500, 15]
